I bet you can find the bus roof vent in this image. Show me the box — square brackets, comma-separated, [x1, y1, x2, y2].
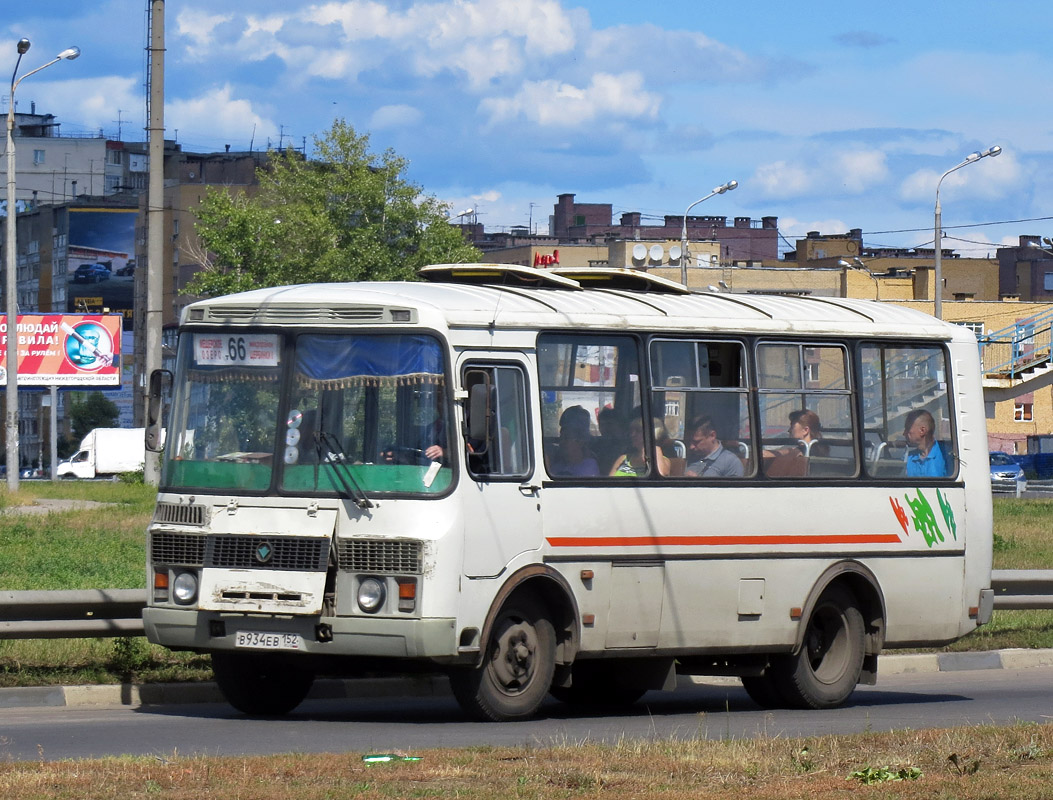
[550, 267, 692, 294]
[204, 305, 385, 324]
[420, 263, 582, 290]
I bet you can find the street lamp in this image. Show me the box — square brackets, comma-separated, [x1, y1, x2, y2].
[680, 180, 738, 286]
[5, 38, 80, 490]
[932, 145, 1001, 320]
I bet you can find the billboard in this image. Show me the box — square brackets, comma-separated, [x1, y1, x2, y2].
[66, 208, 137, 329]
[0, 314, 122, 386]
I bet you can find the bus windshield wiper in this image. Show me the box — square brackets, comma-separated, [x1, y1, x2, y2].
[315, 430, 374, 509]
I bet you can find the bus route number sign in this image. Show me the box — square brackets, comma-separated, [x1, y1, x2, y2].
[194, 333, 280, 366]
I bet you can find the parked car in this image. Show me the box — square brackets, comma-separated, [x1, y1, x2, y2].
[115, 263, 135, 276]
[73, 263, 110, 283]
[989, 451, 1026, 491]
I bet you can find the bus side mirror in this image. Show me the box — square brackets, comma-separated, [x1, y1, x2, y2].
[467, 378, 492, 452]
[146, 368, 171, 452]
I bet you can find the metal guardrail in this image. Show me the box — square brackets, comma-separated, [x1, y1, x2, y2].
[0, 574, 1049, 640]
[0, 589, 146, 639]
[991, 570, 1053, 611]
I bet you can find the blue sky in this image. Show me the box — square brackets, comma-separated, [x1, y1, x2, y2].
[5, 1, 1052, 257]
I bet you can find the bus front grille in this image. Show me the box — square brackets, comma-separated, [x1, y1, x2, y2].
[150, 532, 206, 567]
[206, 535, 330, 572]
[337, 539, 422, 574]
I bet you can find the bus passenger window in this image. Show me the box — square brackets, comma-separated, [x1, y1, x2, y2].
[463, 365, 531, 480]
[860, 345, 955, 479]
[538, 334, 643, 479]
[757, 343, 856, 479]
[650, 339, 752, 478]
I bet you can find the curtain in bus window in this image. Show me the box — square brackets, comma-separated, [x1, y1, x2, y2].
[295, 334, 443, 386]
[757, 343, 856, 478]
[860, 345, 955, 479]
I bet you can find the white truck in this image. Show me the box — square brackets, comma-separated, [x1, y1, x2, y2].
[56, 427, 146, 479]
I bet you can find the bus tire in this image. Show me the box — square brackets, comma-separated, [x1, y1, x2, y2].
[211, 652, 314, 716]
[771, 584, 865, 709]
[740, 672, 787, 709]
[449, 596, 556, 722]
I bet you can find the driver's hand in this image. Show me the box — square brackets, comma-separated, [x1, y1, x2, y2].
[425, 445, 443, 461]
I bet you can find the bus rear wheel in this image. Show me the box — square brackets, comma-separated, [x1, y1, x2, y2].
[771, 584, 865, 709]
[450, 596, 556, 722]
[211, 652, 315, 716]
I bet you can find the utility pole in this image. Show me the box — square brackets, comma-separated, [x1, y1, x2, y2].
[144, 0, 165, 485]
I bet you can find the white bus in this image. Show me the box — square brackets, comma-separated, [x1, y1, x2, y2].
[143, 264, 993, 721]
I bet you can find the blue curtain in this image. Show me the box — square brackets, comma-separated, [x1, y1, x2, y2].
[296, 334, 444, 386]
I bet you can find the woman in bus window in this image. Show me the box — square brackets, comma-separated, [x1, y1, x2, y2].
[610, 416, 671, 477]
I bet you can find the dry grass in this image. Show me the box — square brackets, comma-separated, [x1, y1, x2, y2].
[0, 723, 1051, 799]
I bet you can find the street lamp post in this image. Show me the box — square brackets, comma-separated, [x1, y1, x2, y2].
[932, 145, 1001, 320]
[5, 38, 80, 490]
[680, 180, 738, 286]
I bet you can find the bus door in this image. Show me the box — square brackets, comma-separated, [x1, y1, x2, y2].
[459, 359, 541, 578]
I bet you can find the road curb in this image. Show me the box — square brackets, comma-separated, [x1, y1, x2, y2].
[2, 649, 1051, 711]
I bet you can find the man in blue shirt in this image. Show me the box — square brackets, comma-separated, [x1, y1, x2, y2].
[904, 409, 946, 477]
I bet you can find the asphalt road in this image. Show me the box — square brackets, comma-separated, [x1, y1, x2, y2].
[1, 667, 1051, 763]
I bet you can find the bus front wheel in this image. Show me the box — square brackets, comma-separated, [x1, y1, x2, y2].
[450, 596, 556, 722]
[771, 584, 865, 709]
[211, 652, 314, 716]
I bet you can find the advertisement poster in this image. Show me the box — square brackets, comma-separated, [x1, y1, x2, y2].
[66, 208, 137, 328]
[0, 314, 122, 386]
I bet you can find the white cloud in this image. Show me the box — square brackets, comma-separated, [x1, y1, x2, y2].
[899, 149, 1023, 204]
[835, 150, 888, 193]
[752, 160, 812, 199]
[480, 72, 660, 128]
[175, 9, 234, 58]
[30, 76, 141, 132]
[304, 0, 576, 86]
[167, 85, 274, 143]
[778, 216, 850, 240]
[370, 104, 423, 130]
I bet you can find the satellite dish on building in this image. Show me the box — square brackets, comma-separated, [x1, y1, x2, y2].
[632, 243, 647, 262]
[649, 244, 664, 262]
[668, 245, 682, 261]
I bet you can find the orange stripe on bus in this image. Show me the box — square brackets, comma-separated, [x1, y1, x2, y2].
[545, 533, 903, 547]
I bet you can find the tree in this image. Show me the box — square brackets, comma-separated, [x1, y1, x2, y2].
[68, 392, 120, 443]
[186, 119, 479, 296]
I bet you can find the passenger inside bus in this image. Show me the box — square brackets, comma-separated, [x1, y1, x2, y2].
[685, 415, 744, 478]
[550, 425, 600, 477]
[593, 406, 628, 474]
[763, 409, 828, 477]
[610, 416, 671, 477]
[904, 409, 947, 477]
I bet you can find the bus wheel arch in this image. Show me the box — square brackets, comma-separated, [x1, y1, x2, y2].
[768, 563, 886, 710]
[798, 561, 886, 682]
[450, 566, 579, 721]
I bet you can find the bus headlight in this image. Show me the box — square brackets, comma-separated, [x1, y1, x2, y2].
[357, 577, 386, 613]
[172, 571, 198, 605]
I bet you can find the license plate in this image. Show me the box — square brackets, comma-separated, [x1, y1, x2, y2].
[235, 631, 300, 650]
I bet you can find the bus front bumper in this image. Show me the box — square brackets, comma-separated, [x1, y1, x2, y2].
[143, 607, 458, 660]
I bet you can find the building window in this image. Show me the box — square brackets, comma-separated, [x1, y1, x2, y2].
[1045, 273, 1053, 291]
[955, 321, 984, 338]
[1015, 403, 1033, 422]
[107, 149, 123, 166]
[32, 149, 45, 165]
[104, 175, 121, 193]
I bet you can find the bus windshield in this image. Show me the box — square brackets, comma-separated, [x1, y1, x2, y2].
[162, 331, 452, 495]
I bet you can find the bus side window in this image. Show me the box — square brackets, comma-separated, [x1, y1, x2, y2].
[860, 345, 956, 479]
[463, 365, 531, 480]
